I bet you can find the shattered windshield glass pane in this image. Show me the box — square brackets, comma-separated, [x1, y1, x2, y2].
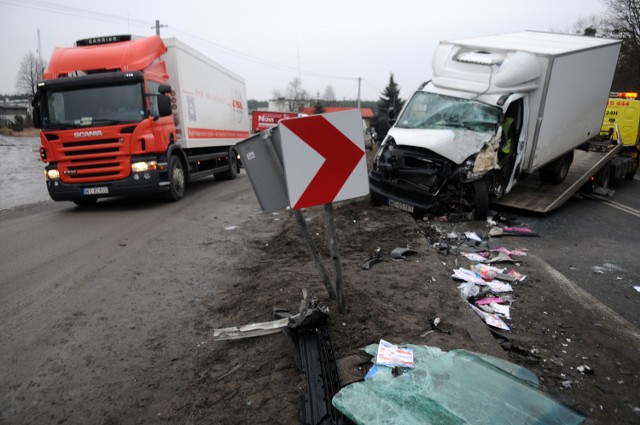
[396, 92, 500, 134]
[43, 83, 145, 130]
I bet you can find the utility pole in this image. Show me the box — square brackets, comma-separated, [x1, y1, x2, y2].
[151, 20, 168, 36]
[357, 77, 362, 110]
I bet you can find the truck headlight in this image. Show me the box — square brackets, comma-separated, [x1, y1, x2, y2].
[131, 161, 158, 172]
[46, 169, 60, 180]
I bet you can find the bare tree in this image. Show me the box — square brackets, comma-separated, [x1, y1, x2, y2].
[323, 85, 336, 102]
[285, 78, 309, 112]
[572, 15, 606, 36]
[604, 0, 640, 90]
[16, 52, 46, 101]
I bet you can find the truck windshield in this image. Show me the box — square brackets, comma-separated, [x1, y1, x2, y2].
[42, 82, 145, 130]
[396, 92, 501, 134]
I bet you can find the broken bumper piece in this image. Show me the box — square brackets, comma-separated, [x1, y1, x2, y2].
[275, 297, 349, 425]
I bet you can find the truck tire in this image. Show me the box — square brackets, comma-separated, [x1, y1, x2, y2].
[165, 154, 185, 202]
[473, 179, 489, 220]
[539, 152, 573, 184]
[596, 165, 611, 188]
[215, 148, 238, 180]
[624, 156, 639, 181]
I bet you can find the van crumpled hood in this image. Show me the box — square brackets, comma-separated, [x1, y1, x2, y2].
[386, 128, 494, 165]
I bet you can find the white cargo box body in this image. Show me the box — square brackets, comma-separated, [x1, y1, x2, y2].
[162, 38, 250, 149]
[437, 32, 621, 172]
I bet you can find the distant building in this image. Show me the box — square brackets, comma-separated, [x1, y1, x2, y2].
[0, 101, 30, 127]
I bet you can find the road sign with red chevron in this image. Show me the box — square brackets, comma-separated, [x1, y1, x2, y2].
[279, 110, 369, 209]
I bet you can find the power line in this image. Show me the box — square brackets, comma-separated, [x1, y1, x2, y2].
[1, 0, 152, 28]
[3, 0, 359, 83]
[167, 27, 356, 81]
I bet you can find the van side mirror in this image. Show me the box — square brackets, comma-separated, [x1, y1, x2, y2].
[158, 84, 172, 95]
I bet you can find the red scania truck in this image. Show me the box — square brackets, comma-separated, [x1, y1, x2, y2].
[32, 34, 250, 206]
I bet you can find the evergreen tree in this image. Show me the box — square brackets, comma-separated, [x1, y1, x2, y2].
[312, 99, 325, 114]
[375, 73, 405, 123]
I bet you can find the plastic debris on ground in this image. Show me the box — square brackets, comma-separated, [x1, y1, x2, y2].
[390, 247, 417, 260]
[333, 344, 585, 425]
[361, 247, 383, 270]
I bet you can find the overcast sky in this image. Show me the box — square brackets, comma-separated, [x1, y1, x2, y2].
[1, 0, 607, 101]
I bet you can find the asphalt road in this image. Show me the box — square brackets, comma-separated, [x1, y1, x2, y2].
[494, 175, 640, 328]
[0, 173, 263, 422]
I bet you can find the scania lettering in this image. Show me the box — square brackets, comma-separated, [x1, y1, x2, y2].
[74, 131, 103, 138]
[32, 35, 250, 206]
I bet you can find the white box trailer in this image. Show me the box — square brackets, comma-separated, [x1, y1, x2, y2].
[441, 32, 621, 173]
[163, 38, 250, 149]
[369, 31, 622, 218]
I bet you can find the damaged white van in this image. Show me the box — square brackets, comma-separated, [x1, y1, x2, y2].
[369, 31, 621, 219]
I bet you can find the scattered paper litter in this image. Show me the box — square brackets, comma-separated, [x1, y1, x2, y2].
[224, 225, 238, 230]
[486, 280, 513, 293]
[490, 302, 511, 319]
[470, 305, 510, 331]
[461, 252, 487, 263]
[507, 269, 527, 282]
[491, 247, 528, 257]
[376, 339, 414, 368]
[471, 264, 504, 281]
[485, 252, 515, 263]
[476, 297, 503, 305]
[633, 286, 640, 293]
[458, 281, 480, 298]
[451, 268, 485, 285]
[465, 231, 482, 242]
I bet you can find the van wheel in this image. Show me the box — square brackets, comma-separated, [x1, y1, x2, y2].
[539, 152, 573, 184]
[215, 148, 238, 180]
[165, 155, 185, 201]
[473, 179, 489, 220]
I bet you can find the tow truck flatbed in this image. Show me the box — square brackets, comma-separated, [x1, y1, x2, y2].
[492, 143, 623, 213]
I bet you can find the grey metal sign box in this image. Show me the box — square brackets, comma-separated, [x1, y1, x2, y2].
[236, 129, 289, 213]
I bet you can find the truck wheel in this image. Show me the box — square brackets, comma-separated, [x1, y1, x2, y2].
[216, 148, 238, 180]
[473, 180, 489, 220]
[165, 155, 185, 201]
[539, 152, 573, 184]
[624, 157, 639, 181]
[596, 165, 611, 188]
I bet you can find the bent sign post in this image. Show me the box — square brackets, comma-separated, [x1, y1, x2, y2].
[279, 110, 369, 313]
[239, 110, 368, 313]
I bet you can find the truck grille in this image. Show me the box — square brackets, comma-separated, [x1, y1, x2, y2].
[54, 137, 130, 183]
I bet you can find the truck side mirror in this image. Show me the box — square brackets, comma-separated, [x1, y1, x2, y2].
[158, 84, 172, 95]
[32, 106, 42, 128]
[157, 94, 172, 117]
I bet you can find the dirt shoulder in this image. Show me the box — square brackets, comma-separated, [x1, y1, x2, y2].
[144, 198, 639, 424]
